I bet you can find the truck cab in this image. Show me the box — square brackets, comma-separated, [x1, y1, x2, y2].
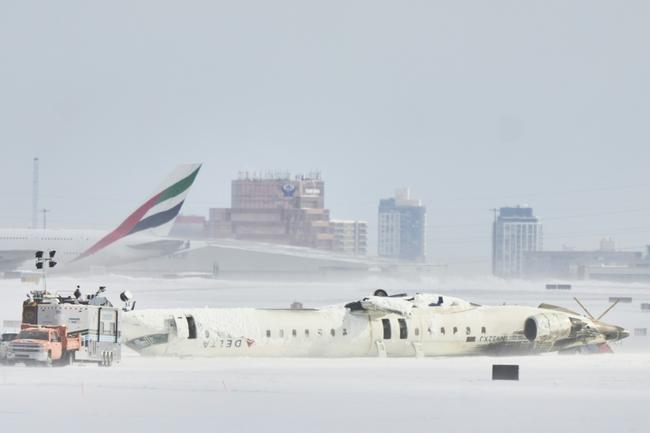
[7, 326, 79, 366]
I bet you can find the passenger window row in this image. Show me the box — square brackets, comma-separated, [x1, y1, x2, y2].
[437, 326, 488, 336]
[265, 328, 348, 338]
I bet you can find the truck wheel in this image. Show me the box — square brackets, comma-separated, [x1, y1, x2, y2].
[45, 351, 52, 367]
[57, 352, 73, 367]
[106, 352, 113, 367]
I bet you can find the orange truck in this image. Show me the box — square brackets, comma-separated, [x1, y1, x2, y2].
[6, 325, 80, 366]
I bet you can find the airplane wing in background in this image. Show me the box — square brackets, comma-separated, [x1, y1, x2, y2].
[0, 250, 35, 271]
[127, 239, 190, 254]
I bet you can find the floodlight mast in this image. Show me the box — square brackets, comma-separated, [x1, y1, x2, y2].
[35, 250, 57, 291]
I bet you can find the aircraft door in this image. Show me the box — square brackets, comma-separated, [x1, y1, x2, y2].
[370, 315, 418, 357]
[172, 314, 189, 339]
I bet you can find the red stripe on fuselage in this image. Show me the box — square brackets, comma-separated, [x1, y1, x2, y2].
[74, 192, 162, 261]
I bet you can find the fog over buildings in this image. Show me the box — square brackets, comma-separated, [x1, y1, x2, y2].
[1, 4, 650, 433]
[1, 1, 649, 275]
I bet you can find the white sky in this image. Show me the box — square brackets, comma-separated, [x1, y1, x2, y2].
[1, 1, 649, 273]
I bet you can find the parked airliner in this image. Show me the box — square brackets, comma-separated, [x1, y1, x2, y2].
[0, 164, 201, 273]
[121, 290, 629, 357]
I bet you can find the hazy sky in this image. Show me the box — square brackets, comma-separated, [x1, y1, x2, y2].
[1, 1, 649, 273]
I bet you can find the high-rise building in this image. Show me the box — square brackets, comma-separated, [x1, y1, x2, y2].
[331, 220, 368, 255]
[492, 206, 543, 278]
[208, 171, 334, 250]
[378, 189, 426, 262]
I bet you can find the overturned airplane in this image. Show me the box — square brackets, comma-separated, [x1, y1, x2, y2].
[122, 291, 629, 357]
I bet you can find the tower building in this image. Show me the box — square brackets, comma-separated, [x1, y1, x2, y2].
[492, 206, 543, 278]
[377, 189, 426, 262]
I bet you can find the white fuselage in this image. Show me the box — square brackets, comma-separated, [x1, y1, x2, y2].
[122, 294, 623, 358]
[0, 228, 172, 272]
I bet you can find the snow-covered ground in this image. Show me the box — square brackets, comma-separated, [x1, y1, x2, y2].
[1, 274, 649, 433]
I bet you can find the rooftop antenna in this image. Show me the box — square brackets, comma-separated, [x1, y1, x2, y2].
[41, 208, 49, 229]
[32, 157, 39, 229]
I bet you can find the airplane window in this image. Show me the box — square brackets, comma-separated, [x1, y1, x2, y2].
[453, 326, 458, 334]
[414, 328, 420, 337]
[304, 329, 309, 337]
[481, 326, 486, 334]
[382, 318, 391, 339]
[279, 329, 285, 338]
[466, 327, 471, 335]
[440, 327, 445, 335]
[398, 318, 408, 339]
[292, 329, 297, 337]
[330, 329, 335, 337]
[266, 330, 271, 338]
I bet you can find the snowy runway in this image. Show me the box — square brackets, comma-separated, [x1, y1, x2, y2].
[1, 354, 649, 433]
[1, 274, 649, 432]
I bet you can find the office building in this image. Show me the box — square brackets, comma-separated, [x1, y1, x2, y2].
[492, 206, 543, 278]
[378, 189, 426, 262]
[331, 220, 368, 255]
[208, 171, 334, 250]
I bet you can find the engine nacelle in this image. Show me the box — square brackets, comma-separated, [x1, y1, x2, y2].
[524, 313, 574, 342]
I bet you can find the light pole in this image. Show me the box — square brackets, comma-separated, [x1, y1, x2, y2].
[35, 250, 57, 291]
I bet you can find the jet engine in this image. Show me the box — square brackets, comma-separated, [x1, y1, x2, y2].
[524, 313, 574, 342]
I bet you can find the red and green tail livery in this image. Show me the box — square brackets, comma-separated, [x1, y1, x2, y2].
[74, 164, 201, 261]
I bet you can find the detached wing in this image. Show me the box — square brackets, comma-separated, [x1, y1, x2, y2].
[346, 296, 414, 317]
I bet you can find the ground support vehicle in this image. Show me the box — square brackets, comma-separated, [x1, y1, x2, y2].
[7, 290, 121, 366]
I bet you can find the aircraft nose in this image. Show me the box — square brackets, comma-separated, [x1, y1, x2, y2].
[607, 325, 630, 341]
[619, 328, 630, 340]
[595, 323, 630, 341]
